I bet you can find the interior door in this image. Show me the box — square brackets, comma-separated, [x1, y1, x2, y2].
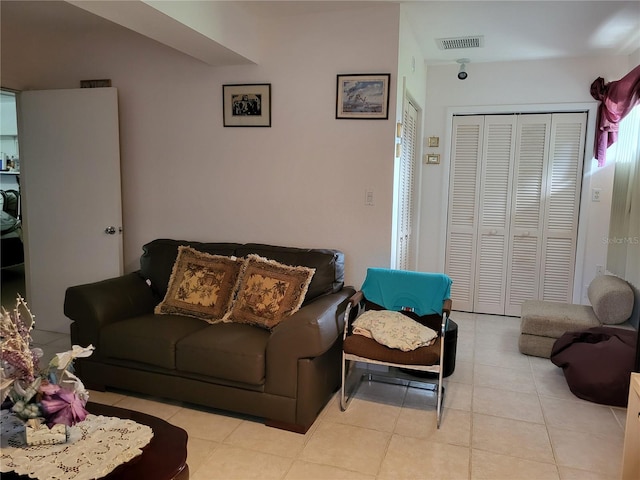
[396, 99, 418, 270]
[504, 114, 551, 316]
[473, 115, 516, 315]
[445, 115, 484, 312]
[539, 112, 586, 303]
[20, 87, 123, 333]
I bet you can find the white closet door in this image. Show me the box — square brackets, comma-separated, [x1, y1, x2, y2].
[474, 116, 517, 315]
[505, 114, 551, 316]
[445, 116, 484, 312]
[539, 112, 586, 302]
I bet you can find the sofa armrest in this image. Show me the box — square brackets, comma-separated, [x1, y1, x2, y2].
[64, 272, 158, 348]
[265, 286, 355, 397]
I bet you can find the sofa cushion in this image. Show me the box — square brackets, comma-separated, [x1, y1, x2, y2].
[587, 275, 634, 325]
[154, 246, 243, 322]
[100, 314, 208, 369]
[235, 244, 344, 302]
[229, 254, 315, 329]
[140, 239, 241, 298]
[176, 323, 270, 386]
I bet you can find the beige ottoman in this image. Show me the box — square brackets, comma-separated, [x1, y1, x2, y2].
[519, 275, 635, 358]
[519, 301, 599, 358]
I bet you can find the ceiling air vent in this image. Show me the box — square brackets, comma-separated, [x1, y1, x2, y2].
[436, 35, 484, 50]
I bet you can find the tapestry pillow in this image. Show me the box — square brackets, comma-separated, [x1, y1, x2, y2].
[154, 246, 243, 323]
[229, 254, 315, 329]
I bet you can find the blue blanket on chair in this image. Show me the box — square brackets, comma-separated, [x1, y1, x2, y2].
[361, 268, 452, 316]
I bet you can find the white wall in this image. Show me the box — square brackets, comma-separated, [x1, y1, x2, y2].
[391, 6, 428, 268]
[2, 4, 401, 290]
[419, 56, 633, 304]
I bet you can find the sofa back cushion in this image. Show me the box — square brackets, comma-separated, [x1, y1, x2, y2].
[141, 239, 241, 298]
[235, 244, 345, 302]
[587, 275, 634, 325]
[140, 239, 345, 303]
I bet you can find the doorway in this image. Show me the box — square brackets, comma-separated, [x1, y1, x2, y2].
[0, 88, 26, 307]
[395, 95, 420, 270]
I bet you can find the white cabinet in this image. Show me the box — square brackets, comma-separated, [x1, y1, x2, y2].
[445, 113, 586, 316]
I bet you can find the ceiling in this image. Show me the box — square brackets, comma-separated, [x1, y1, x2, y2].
[2, 1, 639, 66]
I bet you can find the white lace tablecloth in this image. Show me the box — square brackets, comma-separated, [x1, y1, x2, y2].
[0, 410, 154, 480]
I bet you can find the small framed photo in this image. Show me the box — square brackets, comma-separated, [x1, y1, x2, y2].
[336, 74, 390, 120]
[223, 83, 271, 127]
[428, 136, 440, 147]
[426, 154, 441, 164]
[80, 79, 111, 88]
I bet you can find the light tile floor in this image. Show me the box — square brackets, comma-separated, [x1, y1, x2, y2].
[31, 311, 627, 479]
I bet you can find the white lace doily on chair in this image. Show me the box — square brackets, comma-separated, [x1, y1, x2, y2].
[1, 410, 154, 480]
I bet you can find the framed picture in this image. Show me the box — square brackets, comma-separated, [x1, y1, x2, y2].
[428, 136, 440, 147]
[426, 154, 441, 165]
[223, 83, 271, 127]
[336, 74, 390, 120]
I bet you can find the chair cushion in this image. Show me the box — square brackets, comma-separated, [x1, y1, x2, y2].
[100, 314, 208, 369]
[154, 246, 243, 323]
[176, 323, 270, 385]
[520, 300, 599, 338]
[343, 334, 441, 366]
[587, 275, 634, 325]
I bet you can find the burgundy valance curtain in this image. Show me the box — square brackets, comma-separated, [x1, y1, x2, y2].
[590, 64, 640, 166]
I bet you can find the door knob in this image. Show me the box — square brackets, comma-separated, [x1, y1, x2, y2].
[105, 226, 117, 235]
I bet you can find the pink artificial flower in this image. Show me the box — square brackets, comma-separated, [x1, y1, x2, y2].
[38, 380, 60, 395]
[39, 387, 88, 428]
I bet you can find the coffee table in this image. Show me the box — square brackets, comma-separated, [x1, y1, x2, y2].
[3, 402, 189, 480]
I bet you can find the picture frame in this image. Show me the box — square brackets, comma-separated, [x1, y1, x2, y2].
[336, 74, 390, 120]
[426, 154, 441, 164]
[428, 136, 440, 147]
[223, 83, 271, 127]
[80, 79, 111, 88]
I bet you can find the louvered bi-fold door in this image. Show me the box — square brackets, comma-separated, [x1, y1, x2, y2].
[505, 115, 551, 316]
[445, 116, 483, 312]
[473, 116, 517, 314]
[447, 112, 586, 315]
[539, 113, 586, 303]
[396, 101, 418, 270]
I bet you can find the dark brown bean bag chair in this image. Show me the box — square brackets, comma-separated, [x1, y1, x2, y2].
[550, 326, 637, 407]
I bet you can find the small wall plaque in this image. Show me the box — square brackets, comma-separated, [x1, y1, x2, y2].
[428, 136, 440, 147]
[426, 154, 440, 164]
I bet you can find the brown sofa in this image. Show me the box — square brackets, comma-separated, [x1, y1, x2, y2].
[64, 239, 354, 433]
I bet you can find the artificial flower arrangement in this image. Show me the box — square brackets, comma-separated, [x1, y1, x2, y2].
[0, 295, 94, 436]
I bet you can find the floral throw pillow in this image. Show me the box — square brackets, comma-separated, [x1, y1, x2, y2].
[229, 254, 315, 329]
[155, 246, 243, 323]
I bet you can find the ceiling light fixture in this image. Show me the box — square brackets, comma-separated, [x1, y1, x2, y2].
[457, 58, 470, 80]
